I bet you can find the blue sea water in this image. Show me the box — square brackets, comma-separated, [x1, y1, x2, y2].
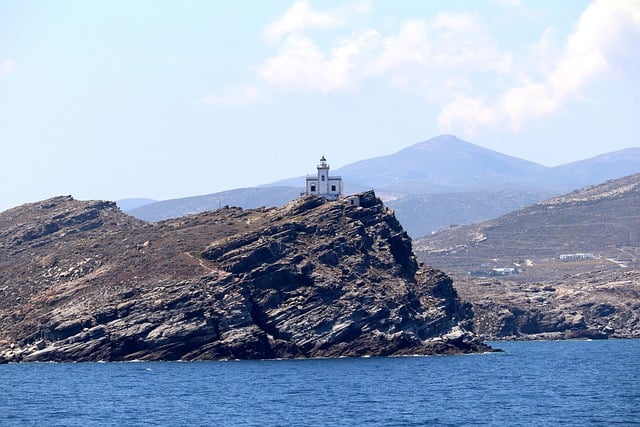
[1, 340, 639, 426]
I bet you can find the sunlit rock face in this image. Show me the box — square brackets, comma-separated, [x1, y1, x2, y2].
[0, 191, 491, 363]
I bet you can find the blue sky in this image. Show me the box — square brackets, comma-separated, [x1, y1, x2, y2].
[1, 0, 639, 211]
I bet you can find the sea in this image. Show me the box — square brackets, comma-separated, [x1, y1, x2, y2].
[1, 340, 639, 426]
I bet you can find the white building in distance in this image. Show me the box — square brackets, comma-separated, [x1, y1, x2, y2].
[305, 155, 343, 200]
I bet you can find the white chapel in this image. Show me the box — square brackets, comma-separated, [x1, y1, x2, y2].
[305, 156, 343, 200]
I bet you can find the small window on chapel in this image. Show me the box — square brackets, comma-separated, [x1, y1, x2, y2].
[321, 175, 325, 181]
[331, 185, 336, 192]
[310, 185, 316, 192]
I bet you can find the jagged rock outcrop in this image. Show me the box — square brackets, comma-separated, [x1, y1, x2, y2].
[453, 270, 640, 340]
[0, 192, 492, 363]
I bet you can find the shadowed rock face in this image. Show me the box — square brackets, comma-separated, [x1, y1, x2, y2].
[0, 192, 491, 363]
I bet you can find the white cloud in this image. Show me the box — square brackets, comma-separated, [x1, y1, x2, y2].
[432, 11, 481, 33]
[258, 9, 504, 96]
[260, 30, 379, 93]
[366, 20, 430, 76]
[0, 58, 15, 79]
[440, 0, 640, 136]
[262, 0, 370, 44]
[213, 0, 640, 136]
[203, 84, 262, 106]
[492, 0, 534, 17]
[438, 95, 498, 138]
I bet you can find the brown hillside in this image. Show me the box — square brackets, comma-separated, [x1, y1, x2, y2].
[414, 174, 640, 340]
[0, 192, 490, 362]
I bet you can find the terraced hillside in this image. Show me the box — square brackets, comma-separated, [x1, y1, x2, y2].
[414, 174, 640, 339]
[415, 173, 640, 277]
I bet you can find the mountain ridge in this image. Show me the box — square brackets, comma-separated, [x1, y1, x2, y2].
[120, 135, 640, 238]
[338, 135, 547, 190]
[414, 172, 640, 270]
[413, 173, 640, 340]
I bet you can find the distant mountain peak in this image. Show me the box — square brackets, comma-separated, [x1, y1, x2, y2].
[336, 135, 546, 192]
[120, 136, 640, 239]
[404, 135, 470, 152]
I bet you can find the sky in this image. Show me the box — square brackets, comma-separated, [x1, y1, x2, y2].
[1, 0, 639, 211]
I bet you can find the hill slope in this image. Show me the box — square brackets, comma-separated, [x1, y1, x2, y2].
[0, 192, 490, 363]
[123, 136, 640, 238]
[414, 172, 640, 274]
[387, 189, 552, 237]
[413, 173, 640, 340]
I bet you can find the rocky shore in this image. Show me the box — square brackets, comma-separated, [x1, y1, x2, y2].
[0, 192, 493, 363]
[415, 173, 640, 340]
[452, 270, 640, 341]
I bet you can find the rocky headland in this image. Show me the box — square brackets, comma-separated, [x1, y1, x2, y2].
[0, 191, 492, 363]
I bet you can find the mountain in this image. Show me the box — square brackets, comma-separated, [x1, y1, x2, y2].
[336, 135, 546, 192]
[0, 192, 491, 363]
[266, 134, 550, 195]
[541, 148, 640, 192]
[115, 198, 156, 211]
[121, 135, 640, 238]
[414, 172, 640, 273]
[127, 187, 301, 223]
[387, 190, 553, 238]
[413, 173, 640, 340]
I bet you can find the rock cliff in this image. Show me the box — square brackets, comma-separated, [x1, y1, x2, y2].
[0, 192, 491, 362]
[452, 271, 640, 340]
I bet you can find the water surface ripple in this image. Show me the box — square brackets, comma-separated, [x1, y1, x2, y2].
[1, 340, 639, 426]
